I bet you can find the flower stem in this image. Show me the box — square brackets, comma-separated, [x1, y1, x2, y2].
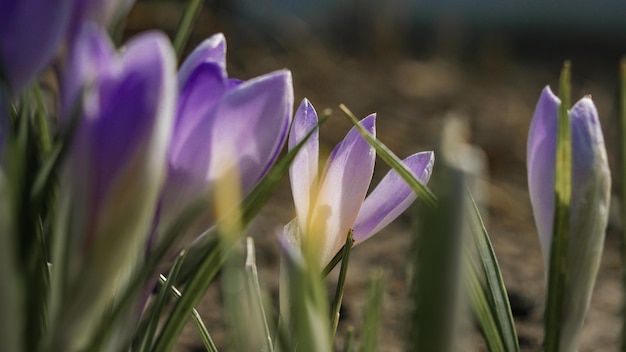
[174, 0, 205, 59]
[543, 61, 572, 352]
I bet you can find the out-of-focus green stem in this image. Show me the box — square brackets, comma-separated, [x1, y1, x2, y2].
[330, 231, 353, 340]
[158, 275, 218, 352]
[342, 326, 355, 352]
[544, 61, 572, 352]
[174, 0, 205, 59]
[33, 84, 51, 154]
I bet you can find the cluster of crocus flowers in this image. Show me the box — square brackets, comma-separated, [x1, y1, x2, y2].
[22, 14, 292, 348]
[527, 86, 611, 352]
[155, 33, 293, 250]
[286, 99, 435, 265]
[52, 24, 177, 350]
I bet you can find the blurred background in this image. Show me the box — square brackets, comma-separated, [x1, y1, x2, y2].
[125, 1, 626, 350]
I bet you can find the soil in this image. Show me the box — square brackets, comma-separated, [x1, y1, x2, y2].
[127, 2, 626, 351]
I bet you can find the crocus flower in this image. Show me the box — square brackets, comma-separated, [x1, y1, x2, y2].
[155, 33, 293, 248]
[0, 0, 75, 94]
[53, 25, 176, 350]
[71, 0, 136, 31]
[527, 86, 611, 352]
[288, 99, 434, 265]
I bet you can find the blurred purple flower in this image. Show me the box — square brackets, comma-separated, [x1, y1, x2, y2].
[156, 33, 293, 246]
[527, 86, 610, 352]
[55, 26, 176, 348]
[71, 0, 135, 32]
[287, 99, 434, 265]
[0, 0, 75, 94]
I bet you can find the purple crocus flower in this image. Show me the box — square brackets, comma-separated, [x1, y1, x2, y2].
[527, 86, 610, 352]
[155, 33, 293, 247]
[54, 25, 176, 349]
[288, 99, 434, 265]
[71, 0, 136, 31]
[0, 0, 75, 94]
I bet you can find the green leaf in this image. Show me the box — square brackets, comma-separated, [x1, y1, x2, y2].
[79, 195, 212, 351]
[358, 270, 385, 352]
[408, 163, 465, 352]
[135, 251, 188, 352]
[543, 61, 572, 352]
[465, 258, 505, 352]
[243, 238, 274, 352]
[468, 195, 519, 352]
[330, 231, 354, 340]
[176, 113, 329, 284]
[152, 115, 327, 352]
[339, 104, 438, 209]
[174, 0, 206, 59]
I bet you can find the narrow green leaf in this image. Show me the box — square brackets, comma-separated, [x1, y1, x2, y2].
[343, 327, 355, 352]
[136, 251, 187, 352]
[177, 113, 329, 284]
[280, 238, 332, 352]
[468, 195, 519, 352]
[322, 246, 344, 277]
[174, 0, 205, 59]
[409, 163, 465, 352]
[159, 275, 218, 352]
[544, 61, 572, 352]
[358, 270, 385, 352]
[339, 104, 438, 209]
[152, 115, 327, 352]
[465, 257, 505, 352]
[81, 196, 211, 351]
[244, 237, 274, 352]
[330, 231, 354, 340]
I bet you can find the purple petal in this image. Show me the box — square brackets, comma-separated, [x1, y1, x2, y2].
[62, 23, 115, 121]
[352, 151, 434, 242]
[311, 114, 376, 263]
[196, 69, 293, 193]
[570, 96, 606, 204]
[560, 94, 611, 352]
[527, 86, 558, 266]
[0, 0, 74, 93]
[289, 99, 319, 233]
[178, 33, 227, 86]
[169, 61, 227, 171]
[78, 31, 177, 209]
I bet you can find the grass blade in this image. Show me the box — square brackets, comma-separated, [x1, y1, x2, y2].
[136, 251, 187, 351]
[409, 163, 466, 352]
[152, 115, 327, 352]
[330, 231, 354, 340]
[468, 195, 519, 352]
[339, 104, 437, 209]
[174, 0, 205, 59]
[358, 270, 385, 352]
[543, 61, 572, 352]
[244, 237, 274, 352]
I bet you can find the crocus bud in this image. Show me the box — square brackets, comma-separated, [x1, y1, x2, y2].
[53, 25, 176, 350]
[155, 33, 293, 249]
[0, 0, 75, 94]
[288, 99, 434, 265]
[527, 86, 611, 352]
